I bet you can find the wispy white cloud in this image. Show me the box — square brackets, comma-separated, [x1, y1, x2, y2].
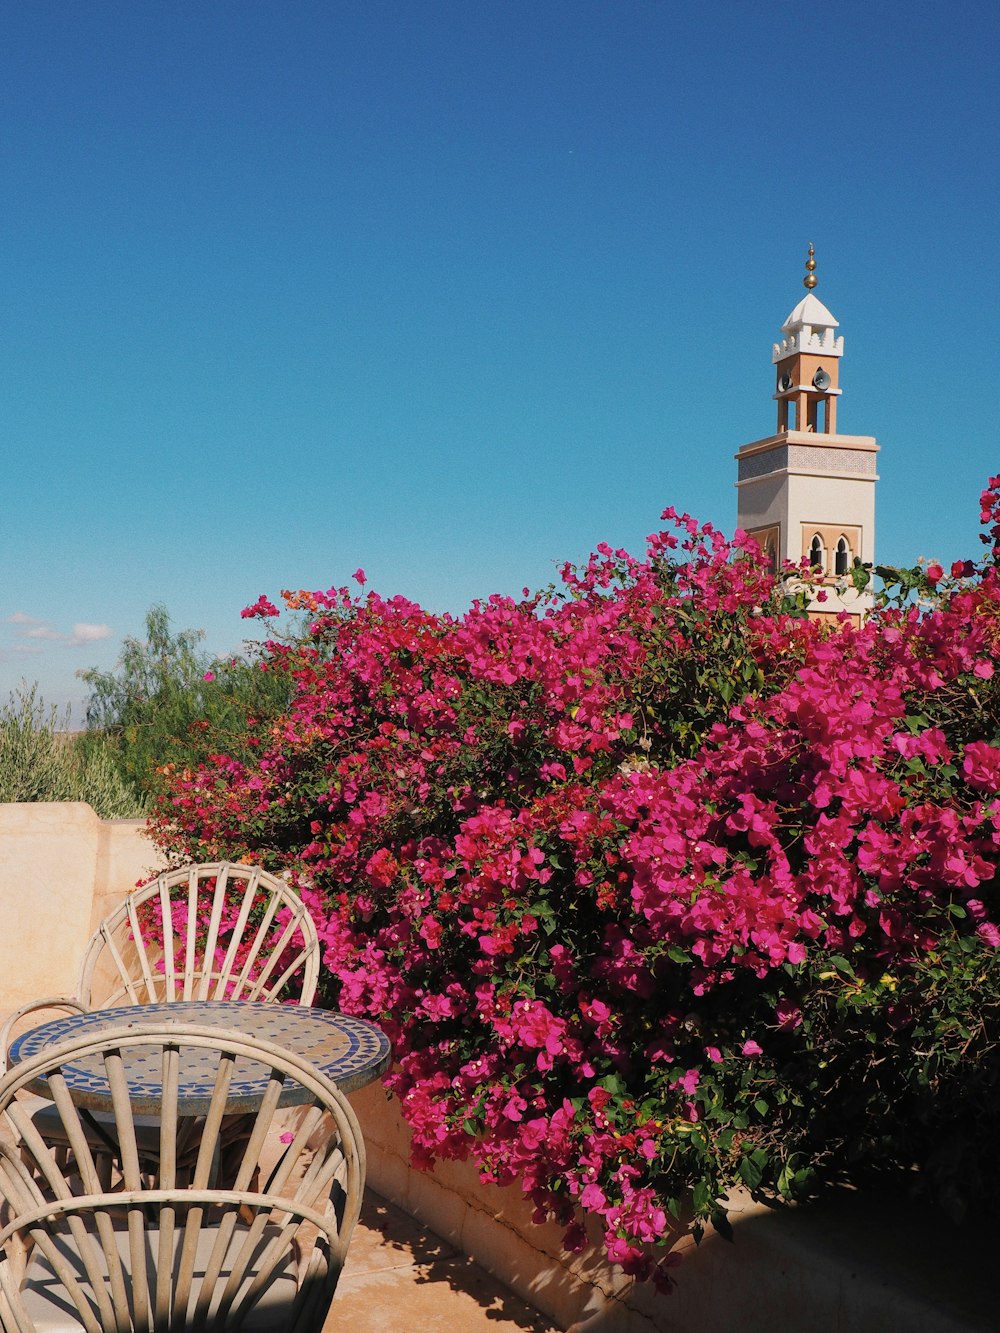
[70, 623, 112, 645]
[5, 613, 114, 650]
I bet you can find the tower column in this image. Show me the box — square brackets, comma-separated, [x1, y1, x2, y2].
[734, 246, 879, 627]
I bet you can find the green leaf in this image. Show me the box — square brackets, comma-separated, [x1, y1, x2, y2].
[691, 1179, 713, 1215]
[850, 564, 872, 592]
[829, 955, 856, 977]
[738, 1155, 763, 1190]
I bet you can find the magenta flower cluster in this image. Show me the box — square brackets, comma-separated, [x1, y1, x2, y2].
[154, 477, 1000, 1288]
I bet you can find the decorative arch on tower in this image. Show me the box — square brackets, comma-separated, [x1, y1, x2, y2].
[800, 524, 863, 578]
[747, 524, 780, 573]
[835, 535, 852, 576]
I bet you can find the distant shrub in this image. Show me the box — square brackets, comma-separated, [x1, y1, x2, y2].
[0, 683, 145, 818]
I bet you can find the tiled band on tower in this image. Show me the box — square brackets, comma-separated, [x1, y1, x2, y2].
[735, 247, 879, 626]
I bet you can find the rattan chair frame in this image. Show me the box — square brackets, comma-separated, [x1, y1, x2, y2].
[0, 1021, 364, 1332]
[0, 863, 321, 1072]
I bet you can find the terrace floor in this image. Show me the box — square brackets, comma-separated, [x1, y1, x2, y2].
[327, 1188, 556, 1331]
[0, 1111, 554, 1332]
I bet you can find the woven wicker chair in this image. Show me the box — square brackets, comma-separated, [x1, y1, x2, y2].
[0, 864, 321, 1179]
[0, 1022, 364, 1332]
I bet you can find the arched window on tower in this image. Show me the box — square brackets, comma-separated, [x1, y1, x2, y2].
[835, 536, 851, 576]
[809, 534, 825, 572]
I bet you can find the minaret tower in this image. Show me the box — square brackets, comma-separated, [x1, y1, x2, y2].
[735, 247, 878, 625]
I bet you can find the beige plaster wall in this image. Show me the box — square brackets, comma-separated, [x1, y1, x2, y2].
[0, 803, 164, 1015]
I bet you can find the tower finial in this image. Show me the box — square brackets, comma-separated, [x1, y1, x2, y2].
[803, 243, 817, 290]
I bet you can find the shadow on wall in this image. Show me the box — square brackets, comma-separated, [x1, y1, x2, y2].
[567, 1186, 995, 1333]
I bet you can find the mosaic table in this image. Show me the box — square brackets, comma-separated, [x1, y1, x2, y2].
[8, 1001, 392, 1116]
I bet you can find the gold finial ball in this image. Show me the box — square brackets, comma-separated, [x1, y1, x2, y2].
[803, 243, 817, 289]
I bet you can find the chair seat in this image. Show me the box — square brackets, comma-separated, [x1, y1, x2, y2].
[18, 1220, 303, 1332]
[31, 1099, 166, 1160]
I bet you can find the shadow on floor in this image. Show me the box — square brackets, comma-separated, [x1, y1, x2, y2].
[328, 1192, 558, 1332]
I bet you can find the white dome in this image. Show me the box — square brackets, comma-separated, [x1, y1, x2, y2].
[781, 292, 839, 332]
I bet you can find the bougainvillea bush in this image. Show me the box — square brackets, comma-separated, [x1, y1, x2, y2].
[151, 478, 1000, 1289]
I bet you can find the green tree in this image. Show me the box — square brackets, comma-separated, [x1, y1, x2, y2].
[78, 605, 289, 797]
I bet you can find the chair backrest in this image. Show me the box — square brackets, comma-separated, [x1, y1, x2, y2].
[78, 863, 321, 1010]
[0, 1022, 364, 1332]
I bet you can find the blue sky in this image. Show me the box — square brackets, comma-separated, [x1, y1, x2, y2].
[2, 1, 998, 717]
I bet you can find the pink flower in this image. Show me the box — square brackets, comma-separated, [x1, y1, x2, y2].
[502, 1091, 527, 1122]
[671, 1068, 700, 1096]
[926, 563, 944, 584]
[353, 568, 367, 585]
[977, 921, 1000, 948]
[775, 1000, 802, 1030]
[240, 594, 279, 619]
[419, 916, 442, 949]
[203, 671, 215, 682]
[562, 1222, 588, 1252]
[962, 741, 1000, 791]
[741, 1040, 763, 1057]
[580, 1182, 607, 1210]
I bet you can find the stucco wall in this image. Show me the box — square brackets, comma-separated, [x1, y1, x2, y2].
[0, 802, 164, 1015]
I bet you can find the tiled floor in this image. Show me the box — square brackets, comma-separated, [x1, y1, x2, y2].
[327, 1190, 557, 1332]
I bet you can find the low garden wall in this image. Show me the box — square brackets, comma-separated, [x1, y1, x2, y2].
[348, 1078, 994, 1333]
[0, 802, 164, 1015]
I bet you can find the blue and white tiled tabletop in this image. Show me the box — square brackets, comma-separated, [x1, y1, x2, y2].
[9, 1001, 392, 1115]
